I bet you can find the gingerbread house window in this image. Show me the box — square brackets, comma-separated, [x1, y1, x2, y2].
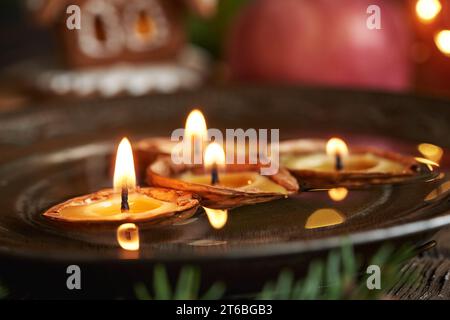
[124, 0, 169, 52]
[78, 0, 124, 58]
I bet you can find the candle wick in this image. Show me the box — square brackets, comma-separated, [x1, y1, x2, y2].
[121, 186, 130, 212]
[335, 153, 344, 171]
[211, 163, 219, 186]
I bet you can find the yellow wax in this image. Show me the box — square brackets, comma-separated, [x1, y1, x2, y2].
[283, 153, 405, 173]
[305, 208, 345, 229]
[178, 171, 288, 194]
[57, 192, 177, 221]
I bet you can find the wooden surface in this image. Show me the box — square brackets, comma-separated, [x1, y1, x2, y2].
[390, 227, 450, 300]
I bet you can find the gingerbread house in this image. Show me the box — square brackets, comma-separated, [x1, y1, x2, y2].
[27, 0, 217, 69]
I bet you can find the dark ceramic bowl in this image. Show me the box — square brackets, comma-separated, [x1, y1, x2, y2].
[0, 86, 449, 298]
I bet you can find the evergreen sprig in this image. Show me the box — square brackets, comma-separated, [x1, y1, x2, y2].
[135, 242, 418, 300]
[258, 242, 416, 300]
[0, 281, 8, 299]
[134, 265, 226, 300]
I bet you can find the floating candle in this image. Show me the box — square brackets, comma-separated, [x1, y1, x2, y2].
[326, 138, 348, 171]
[134, 109, 208, 176]
[280, 138, 430, 188]
[43, 138, 199, 223]
[147, 156, 298, 209]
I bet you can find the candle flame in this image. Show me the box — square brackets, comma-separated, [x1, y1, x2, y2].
[204, 207, 228, 229]
[326, 138, 349, 157]
[185, 109, 208, 141]
[204, 142, 226, 168]
[328, 188, 349, 201]
[434, 30, 450, 56]
[416, 0, 442, 22]
[113, 138, 136, 191]
[415, 156, 440, 171]
[117, 223, 140, 251]
[418, 143, 443, 163]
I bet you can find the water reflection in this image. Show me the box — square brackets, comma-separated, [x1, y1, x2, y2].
[425, 180, 450, 201]
[189, 239, 227, 246]
[305, 208, 345, 229]
[117, 223, 140, 251]
[204, 207, 228, 229]
[418, 143, 443, 163]
[328, 188, 349, 201]
[414, 157, 440, 171]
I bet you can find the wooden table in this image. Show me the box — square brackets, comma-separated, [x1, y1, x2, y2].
[390, 227, 450, 300]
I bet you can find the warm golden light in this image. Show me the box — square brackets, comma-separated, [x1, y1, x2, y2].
[185, 109, 208, 163]
[328, 188, 349, 201]
[113, 138, 136, 191]
[425, 181, 450, 201]
[117, 223, 140, 251]
[204, 207, 228, 229]
[418, 143, 444, 163]
[326, 138, 349, 157]
[185, 109, 208, 141]
[435, 30, 450, 56]
[305, 209, 345, 229]
[416, 0, 442, 22]
[204, 142, 226, 168]
[415, 157, 440, 171]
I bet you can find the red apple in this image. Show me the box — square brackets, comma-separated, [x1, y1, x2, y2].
[226, 0, 412, 91]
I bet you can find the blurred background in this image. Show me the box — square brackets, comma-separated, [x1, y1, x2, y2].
[0, 0, 449, 112]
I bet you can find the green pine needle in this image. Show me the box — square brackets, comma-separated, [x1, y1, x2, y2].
[135, 242, 417, 300]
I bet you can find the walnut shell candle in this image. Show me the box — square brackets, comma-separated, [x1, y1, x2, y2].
[43, 187, 199, 223]
[280, 138, 432, 189]
[146, 156, 299, 209]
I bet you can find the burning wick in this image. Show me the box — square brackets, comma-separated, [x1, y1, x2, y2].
[335, 153, 343, 171]
[211, 163, 219, 185]
[326, 138, 349, 171]
[114, 137, 136, 213]
[204, 142, 225, 186]
[121, 186, 129, 212]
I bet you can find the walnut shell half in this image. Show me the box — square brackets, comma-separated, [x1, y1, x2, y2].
[280, 139, 433, 189]
[43, 187, 199, 223]
[147, 156, 299, 209]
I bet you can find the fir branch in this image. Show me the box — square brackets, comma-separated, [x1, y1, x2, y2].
[135, 264, 225, 300]
[134, 242, 418, 300]
[0, 281, 8, 299]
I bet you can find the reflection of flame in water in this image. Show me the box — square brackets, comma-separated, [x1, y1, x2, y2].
[305, 209, 345, 229]
[328, 188, 348, 201]
[418, 143, 443, 163]
[415, 0, 442, 22]
[425, 180, 450, 201]
[204, 207, 228, 229]
[415, 157, 440, 171]
[117, 223, 140, 251]
[435, 30, 450, 56]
